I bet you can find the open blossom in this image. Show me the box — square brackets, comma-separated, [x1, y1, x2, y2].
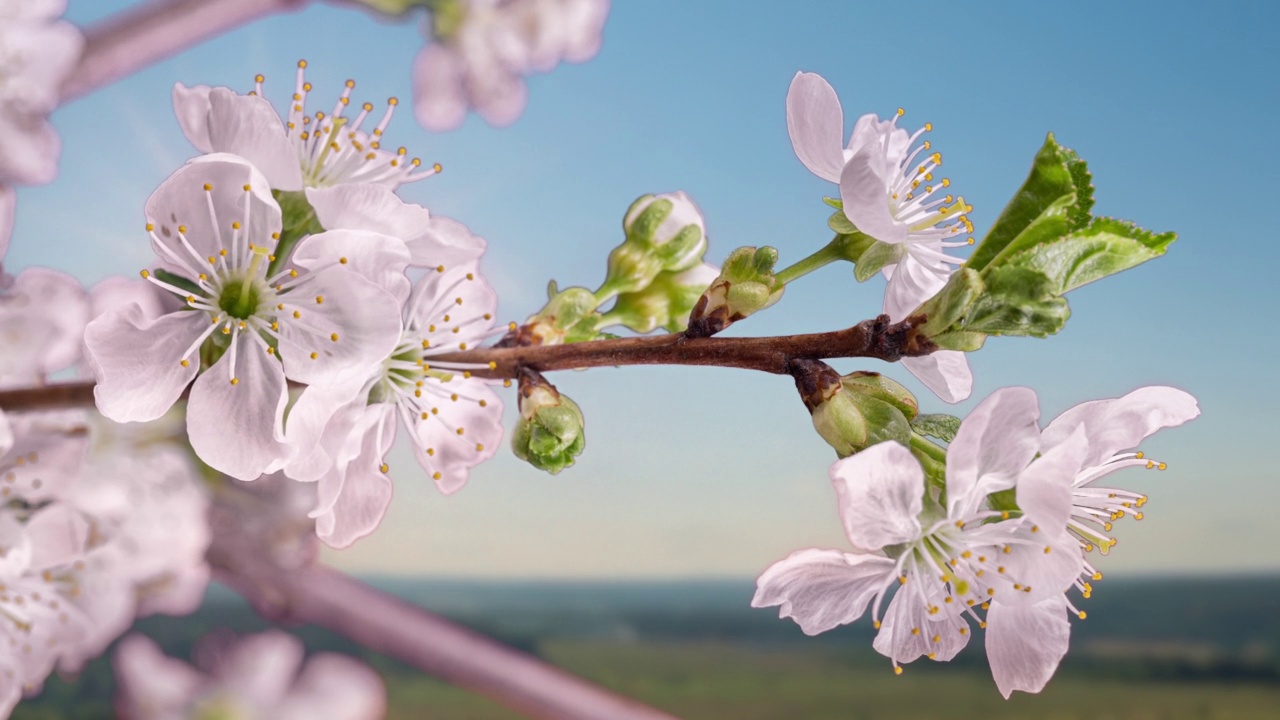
[114, 631, 385, 720]
[0, 266, 90, 387]
[173, 60, 439, 192]
[413, 0, 610, 131]
[753, 387, 1082, 695]
[786, 72, 973, 403]
[0, 0, 82, 186]
[83, 154, 405, 480]
[285, 262, 504, 547]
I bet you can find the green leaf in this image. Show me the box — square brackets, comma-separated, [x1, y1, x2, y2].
[914, 267, 984, 336]
[968, 133, 1092, 271]
[1006, 216, 1176, 294]
[822, 196, 843, 210]
[931, 331, 987, 352]
[911, 413, 962, 443]
[266, 190, 323, 278]
[962, 265, 1070, 337]
[828, 210, 857, 235]
[853, 240, 904, 283]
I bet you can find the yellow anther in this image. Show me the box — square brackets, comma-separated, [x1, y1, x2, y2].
[455, 428, 464, 436]
[437, 265, 446, 273]
[339, 257, 348, 264]
[475, 444, 485, 452]
[488, 361, 497, 370]
[310, 351, 318, 360]
[898, 576, 907, 585]
[1135, 451, 1144, 459]
[298, 59, 308, 68]
[1044, 546, 1052, 554]
[924, 122, 933, 132]
[180, 359, 189, 368]
[229, 378, 239, 386]
[330, 333, 339, 342]
[178, 225, 187, 234]
[315, 295, 323, 304]
[139, 269, 150, 278]
[293, 310, 301, 319]
[1157, 462, 1167, 470]
[911, 627, 920, 635]
[203, 183, 212, 191]
[893, 667, 902, 675]
[231, 221, 241, 230]
[145, 223, 154, 231]
[219, 249, 228, 257]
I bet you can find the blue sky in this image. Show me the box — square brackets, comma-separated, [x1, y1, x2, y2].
[8, 0, 1278, 577]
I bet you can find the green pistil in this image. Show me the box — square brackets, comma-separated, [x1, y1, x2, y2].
[220, 247, 269, 320]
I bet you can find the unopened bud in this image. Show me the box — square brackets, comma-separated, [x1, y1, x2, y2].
[524, 286, 601, 346]
[686, 246, 783, 337]
[512, 370, 586, 474]
[792, 360, 913, 458]
[607, 262, 718, 334]
[601, 192, 708, 296]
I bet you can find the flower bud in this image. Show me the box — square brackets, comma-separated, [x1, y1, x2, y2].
[512, 370, 586, 474]
[792, 360, 913, 458]
[600, 192, 708, 296]
[607, 262, 718, 334]
[686, 246, 784, 337]
[524, 286, 602, 346]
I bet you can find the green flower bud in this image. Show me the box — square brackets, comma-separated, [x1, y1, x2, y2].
[600, 192, 708, 297]
[525, 286, 601, 346]
[512, 370, 586, 474]
[606, 262, 718, 334]
[686, 246, 784, 337]
[792, 360, 913, 458]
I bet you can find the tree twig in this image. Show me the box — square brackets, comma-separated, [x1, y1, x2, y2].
[60, 0, 312, 103]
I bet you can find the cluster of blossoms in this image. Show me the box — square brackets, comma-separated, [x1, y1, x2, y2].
[414, 0, 610, 130]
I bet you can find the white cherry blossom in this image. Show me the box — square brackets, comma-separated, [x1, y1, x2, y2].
[0, 0, 83, 186]
[413, 0, 610, 131]
[753, 387, 1081, 690]
[113, 631, 385, 720]
[786, 71, 974, 403]
[173, 60, 439, 192]
[83, 154, 405, 480]
[0, 266, 90, 388]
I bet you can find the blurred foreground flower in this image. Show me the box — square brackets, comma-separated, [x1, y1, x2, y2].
[413, 0, 610, 131]
[114, 631, 385, 720]
[0, 0, 82, 186]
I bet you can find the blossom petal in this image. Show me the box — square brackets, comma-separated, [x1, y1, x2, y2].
[0, 112, 60, 186]
[1, 410, 89, 502]
[171, 83, 214, 152]
[840, 145, 905, 244]
[145, 154, 282, 271]
[1041, 386, 1200, 469]
[946, 387, 1041, 518]
[901, 352, 972, 405]
[313, 404, 396, 548]
[222, 631, 306, 706]
[0, 267, 90, 384]
[752, 548, 896, 635]
[831, 441, 923, 550]
[873, 586, 971, 665]
[410, 380, 503, 495]
[412, 44, 468, 132]
[84, 306, 203, 423]
[23, 503, 87, 570]
[986, 596, 1071, 698]
[276, 653, 387, 720]
[999, 526, 1083, 606]
[1018, 425, 1089, 532]
[786, 72, 846, 183]
[410, 262, 500, 347]
[277, 268, 402, 387]
[186, 334, 288, 481]
[289, 229, 412, 305]
[205, 88, 304, 191]
[882, 255, 948, 322]
[113, 634, 204, 717]
[282, 380, 367, 483]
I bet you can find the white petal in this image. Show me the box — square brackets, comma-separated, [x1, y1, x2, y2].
[277, 268, 402, 387]
[0, 111, 60, 186]
[412, 44, 468, 132]
[785, 72, 846, 183]
[409, 262, 499, 347]
[222, 631, 306, 707]
[145, 153, 281, 270]
[409, 380, 503, 495]
[83, 306, 203, 422]
[873, 585, 971, 664]
[1018, 425, 1089, 532]
[171, 83, 214, 153]
[839, 145, 905, 244]
[1, 410, 88, 502]
[416, 215, 488, 268]
[986, 596, 1071, 698]
[23, 502, 87, 570]
[0, 267, 90, 383]
[205, 88, 304, 191]
[276, 654, 387, 720]
[946, 387, 1041, 518]
[113, 634, 203, 716]
[830, 441, 923, 550]
[186, 335, 288, 481]
[283, 379, 368, 483]
[882, 255, 948, 322]
[752, 548, 895, 635]
[315, 444, 395, 549]
[901, 352, 972, 405]
[998, 526, 1083, 606]
[1042, 386, 1200, 469]
[289, 229, 412, 304]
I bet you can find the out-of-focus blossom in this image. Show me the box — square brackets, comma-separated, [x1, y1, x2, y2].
[57, 420, 211, 672]
[753, 387, 1082, 694]
[285, 262, 504, 547]
[0, 0, 82, 186]
[114, 631, 385, 720]
[413, 0, 610, 131]
[786, 71, 974, 403]
[173, 61, 438, 191]
[0, 185, 12, 272]
[83, 155, 405, 480]
[0, 407, 89, 504]
[0, 267, 89, 388]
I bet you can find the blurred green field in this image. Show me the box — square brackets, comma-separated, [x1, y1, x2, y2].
[15, 577, 1280, 719]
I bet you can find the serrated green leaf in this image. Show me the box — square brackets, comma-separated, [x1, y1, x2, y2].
[828, 210, 857, 235]
[1005, 216, 1177, 295]
[914, 267, 984, 336]
[911, 413, 962, 443]
[962, 265, 1070, 337]
[968, 133, 1091, 272]
[853, 241, 904, 283]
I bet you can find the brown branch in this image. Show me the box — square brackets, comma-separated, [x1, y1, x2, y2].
[60, 0, 312, 103]
[0, 315, 933, 412]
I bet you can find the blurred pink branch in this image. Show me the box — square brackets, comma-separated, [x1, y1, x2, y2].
[215, 564, 679, 720]
[60, 0, 312, 103]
